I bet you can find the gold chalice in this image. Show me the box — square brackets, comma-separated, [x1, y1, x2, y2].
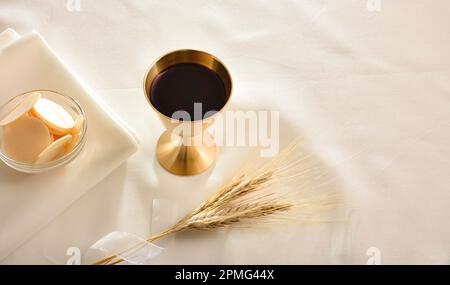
[143, 49, 232, 176]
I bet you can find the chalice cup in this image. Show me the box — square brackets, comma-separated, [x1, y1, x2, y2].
[143, 49, 232, 176]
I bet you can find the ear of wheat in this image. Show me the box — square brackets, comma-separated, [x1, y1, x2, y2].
[93, 139, 339, 265]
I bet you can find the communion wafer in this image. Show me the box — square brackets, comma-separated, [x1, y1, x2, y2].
[0, 92, 41, 126]
[32, 98, 75, 135]
[65, 115, 84, 152]
[35, 134, 72, 164]
[2, 115, 52, 163]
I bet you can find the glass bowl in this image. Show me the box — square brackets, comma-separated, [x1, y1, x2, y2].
[0, 90, 87, 174]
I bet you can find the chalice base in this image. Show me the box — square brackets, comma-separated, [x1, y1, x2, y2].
[156, 130, 216, 176]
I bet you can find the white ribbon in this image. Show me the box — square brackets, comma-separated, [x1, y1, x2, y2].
[85, 231, 164, 265]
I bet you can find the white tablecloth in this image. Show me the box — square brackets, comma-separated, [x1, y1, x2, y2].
[1, 0, 450, 264]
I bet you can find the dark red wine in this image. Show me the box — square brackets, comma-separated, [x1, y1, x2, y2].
[150, 63, 227, 120]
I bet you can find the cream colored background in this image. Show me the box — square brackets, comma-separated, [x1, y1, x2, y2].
[1, 0, 450, 264]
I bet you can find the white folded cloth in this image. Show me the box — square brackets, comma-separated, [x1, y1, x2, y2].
[0, 29, 139, 261]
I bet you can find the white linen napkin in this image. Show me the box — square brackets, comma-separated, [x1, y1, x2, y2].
[0, 29, 139, 261]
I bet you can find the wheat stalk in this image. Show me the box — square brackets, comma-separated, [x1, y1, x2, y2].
[93, 139, 338, 265]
